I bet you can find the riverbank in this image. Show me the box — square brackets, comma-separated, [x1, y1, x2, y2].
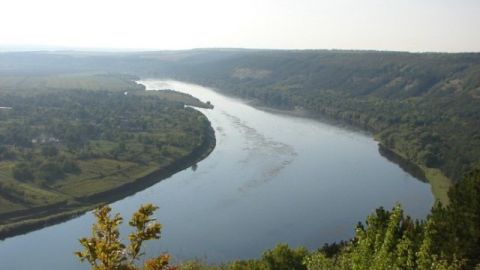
[0, 124, 216, 240]
[377, 144, 451, 205]
[182, 79, 451, 205]
[237, 93, 452, 205]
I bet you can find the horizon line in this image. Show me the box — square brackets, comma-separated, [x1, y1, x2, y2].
[1, 45, 479, 54]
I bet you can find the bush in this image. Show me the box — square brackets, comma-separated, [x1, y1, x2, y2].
[41, 144, 59, 157]
[12, 162, 34, 181]
[262, 244, 308, 270]
[38, 161, 64, 181]
[76, 204, 175, 270]
[61, 158, 81, 174]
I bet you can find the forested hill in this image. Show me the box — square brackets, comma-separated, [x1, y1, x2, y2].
[2, 50, 480, 189]
[157, 50, 480, 99]
[144, 50, 480, 188]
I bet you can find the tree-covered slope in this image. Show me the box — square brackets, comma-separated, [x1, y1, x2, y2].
[144, 50, 480, 187]
[1, 49, 479, 194]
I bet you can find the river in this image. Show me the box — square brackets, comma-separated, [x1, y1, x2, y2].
[0, 80, 433, 269]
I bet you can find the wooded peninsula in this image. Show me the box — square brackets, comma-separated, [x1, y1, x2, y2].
[0, 74, 215, 237]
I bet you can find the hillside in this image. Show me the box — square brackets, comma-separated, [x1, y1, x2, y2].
[139, 50, 480, 202]
[1, 49, 480, 202]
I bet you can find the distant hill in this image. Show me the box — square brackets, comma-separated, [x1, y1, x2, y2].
[2, 49, 479, 188]
[140, 50, 480, 187]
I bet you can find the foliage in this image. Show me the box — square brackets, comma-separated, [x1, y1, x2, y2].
[12, 162, 34, 181]
[75, 204, 175, 270]
[303, 252, 334, 270]
[145, 50, 480, 184]
[75, 168, 480, 270]
[299, 168, 480, 270]
[2, 50, 480, 270]
[261, 244, 308, 270]
[3, 50, 479, 184]
[0, 76, 213, 226]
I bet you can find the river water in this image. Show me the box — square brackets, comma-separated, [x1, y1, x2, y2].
[0, 80, 433, 269]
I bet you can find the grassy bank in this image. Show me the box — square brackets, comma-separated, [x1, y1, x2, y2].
[421, 166, 452, 205]
[382, 143, 452, 205]
[377, 142, 452, 205]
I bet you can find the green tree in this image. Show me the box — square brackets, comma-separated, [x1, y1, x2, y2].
[261, 243, 308, 270]
[38, 161, 64, 182]
[41, 144, 59, 157]
[303, 252, 335, 270]
[75, 204, 174, 270]
[12, 162, 34, 181]
[442, 168, 480, 267]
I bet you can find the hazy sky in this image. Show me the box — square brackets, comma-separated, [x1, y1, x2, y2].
[1, 0, 479, 52]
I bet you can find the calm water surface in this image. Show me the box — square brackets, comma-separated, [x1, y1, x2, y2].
[0, 80, 433, 269]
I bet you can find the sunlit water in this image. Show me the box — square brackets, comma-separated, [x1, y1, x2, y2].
[0, 80, 433, 269]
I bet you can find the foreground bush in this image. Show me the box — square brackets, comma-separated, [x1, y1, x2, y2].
[75, 204, 174, 270]
[76, 168, 480, 270]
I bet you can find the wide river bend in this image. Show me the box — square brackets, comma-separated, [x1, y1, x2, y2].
[0, 80, 433, 269]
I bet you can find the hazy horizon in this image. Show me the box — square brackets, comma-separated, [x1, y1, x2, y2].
[2, 45, 480, 54]
[1, 0, 480, 53]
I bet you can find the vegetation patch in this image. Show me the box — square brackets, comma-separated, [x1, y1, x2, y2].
[0, 75, 215, 233]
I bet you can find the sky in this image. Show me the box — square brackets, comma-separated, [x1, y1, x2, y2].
[0, 0, 479, 52]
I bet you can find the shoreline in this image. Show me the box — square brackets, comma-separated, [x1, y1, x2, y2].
[265, 105, 452, 205]
[177, 78, 452, 204]
[0, 124, 216, 240]
[377, 144, 451, 205]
